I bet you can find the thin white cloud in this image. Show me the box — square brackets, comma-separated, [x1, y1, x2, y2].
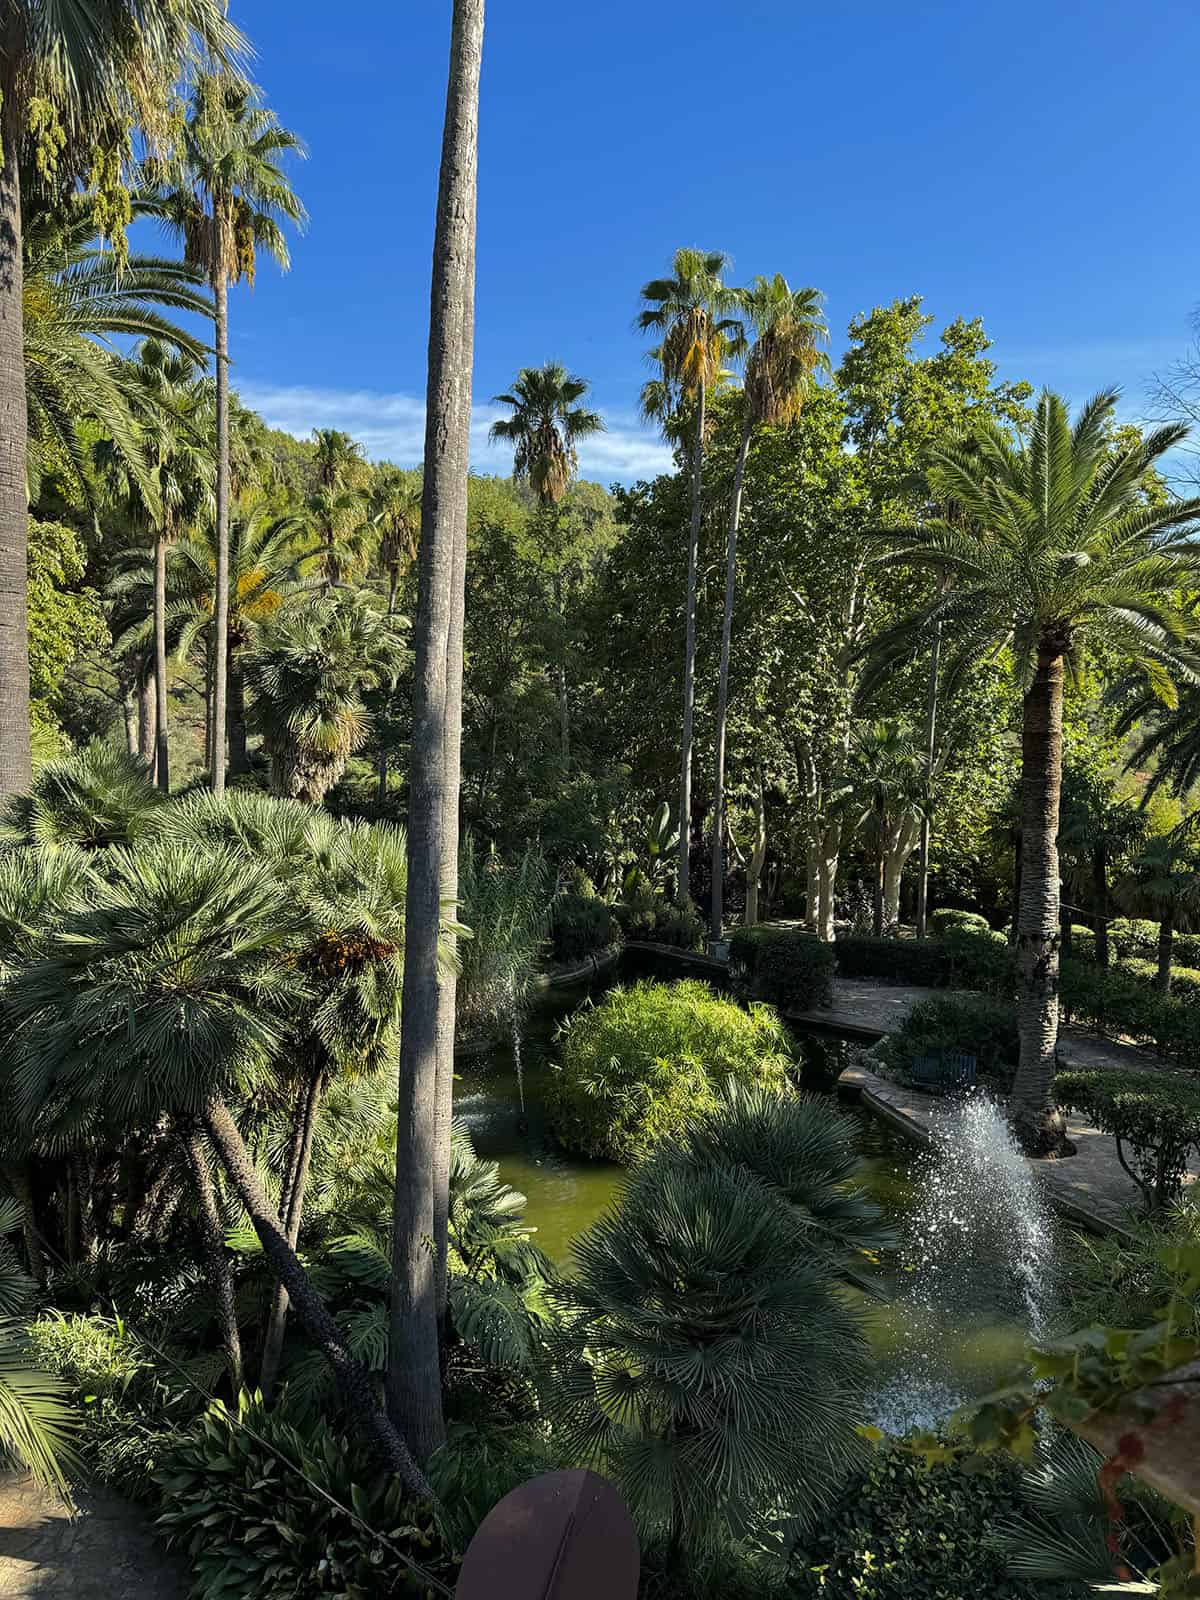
[236, 380, 674, 484]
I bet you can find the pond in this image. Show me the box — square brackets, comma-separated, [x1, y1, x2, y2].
[452, 956, 1060, 1429]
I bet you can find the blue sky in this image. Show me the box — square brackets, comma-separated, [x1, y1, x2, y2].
[225, 0, 1200, 484]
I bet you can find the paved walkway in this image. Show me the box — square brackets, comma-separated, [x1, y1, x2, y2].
[0, 1475, 185, 1599]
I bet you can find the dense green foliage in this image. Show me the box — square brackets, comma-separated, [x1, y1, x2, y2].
[877, 993, 1019, 1089]
[547, 980, 792, 1161]
[728, 924, 835, 1011]
[1054, 1066, 1200, 1210]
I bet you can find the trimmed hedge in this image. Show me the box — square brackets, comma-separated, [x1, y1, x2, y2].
[834, 929, 1013, 995]
[928, 908, 991, 935]
[1110, 917, 1200, 968]
[1059, 958, 1200, 1071]
[547, 979, 793, 1163]
[1054, 1065, 1200, 1210]
[614, 885, 704, 950]
[728, 925, 834, 1012]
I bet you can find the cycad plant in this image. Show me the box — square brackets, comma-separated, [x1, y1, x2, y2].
[0, 742, 162, 852]
[709, 276, 828, 941]
[638, 248, 744, 901]
[545, 1148, 868, 1566]
[862, 392, 1200, 1148]
[243, 594, 410, 803]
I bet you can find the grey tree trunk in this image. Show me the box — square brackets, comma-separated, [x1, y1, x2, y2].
[709, 409, 752, 944]
[1011, 640, 1068, 1151]
[122, 690, 138, 755]
[227, 650, 249, 776]
[0, 94, 30, 800]
[202, 1097, 429, 1494]
[137, 667, 157, 778]
[211, 275, 231, 797]
[915, 619, 941, 937]
[745, 774, 767, 927]
[259, 1071, 324, 1399]
[184, 1126, 243, 1393]
[390, 0, 483, 1466]
[153, 533, 170, 793]
[677, 378, 706, 904]
[1093, 843, 1110, 969]
[1156, 913, 1174, 994]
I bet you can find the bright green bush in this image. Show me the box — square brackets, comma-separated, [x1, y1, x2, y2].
[728, 925, 835, 1011]
[547, 979, 792, 1162]
[877, 994, 1019, 1090]
[26, 1312, 196, 1500]
[157, 1394, 450, 1598]
[1118, 955, 1200, 999]
[1054, 1066, 1200, 1210]
[929, 908, 991, 935]
[1058, 958, 1200, 1070]
[1065, 925, 1097, 961]
[784, 1445, 1083, 1600]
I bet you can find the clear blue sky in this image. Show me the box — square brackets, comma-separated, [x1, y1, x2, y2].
[226, 0, 1200, 483]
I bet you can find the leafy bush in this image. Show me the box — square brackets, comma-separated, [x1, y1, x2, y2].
[457, 841, 553, 1037]
[783, 1445, 1082, 1599]
[929, 908, 991, 935]
[1053, 1065, 1200, 1210]
[1058, 1202, 1200, 1337]
[27, 1312, 196, 1500]
[547, 980, 792, 1162]
[878, 994, 1019, 1090]
[728, 925, 835, 1011]
[549, 889, 621, 964]
[1118, 955, 1200, 999]
[615, 880, 704, 950]
[1110, 917, 1200, 968]
[1059, 958, 1200, 1070]
[157, 1393, 450, 1598]
[834, 935, 951, 986]
[428, 1422, 561, 1554]
[943, 926, 1016, 995]
[1065, 924, 1096, 961]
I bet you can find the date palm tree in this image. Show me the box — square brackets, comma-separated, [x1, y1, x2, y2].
[488, 362, 604, 759]
[638, 249, 743, 902]
[369, 467, 421, 801]
[862, 392, 1200, 1148]
[0, 1, 244, 799]
[157, 74, 306, 798]
[709, 276, 828, 941]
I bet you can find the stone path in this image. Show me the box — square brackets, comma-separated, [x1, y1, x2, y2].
[0, 1475, 186, 1599]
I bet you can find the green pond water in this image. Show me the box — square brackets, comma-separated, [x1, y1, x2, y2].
[452, 960, 1057, 1425]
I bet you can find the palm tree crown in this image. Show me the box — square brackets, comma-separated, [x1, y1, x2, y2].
[637, 247, 744, 420]
[488, 363, 605, 506]
[737, 275, 830, 426]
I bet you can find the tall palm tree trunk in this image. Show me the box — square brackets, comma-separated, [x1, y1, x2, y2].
[137, 664, 157, 777]
[915, 620, 941, 937]
[211, 275, 231, 798]
[122, 688, 138, 755]
[153, 533, 170, 793]
[259, 1071, 324, 1398]
[677, 379, 706, 904]
[184, 1126, 243, 1393]
[1093, 842, 1110, 969]
[390, 0, 483, 1465]
[202, 1097, 429, 1494]
[227, 648, 250, 776]
[1011, 640, 1067, 1150]
[0, 96, 30, 800]
[1156, 912, 1174, 994]
[2, 1160, 44, 1285]
[709, 409, 752, 944]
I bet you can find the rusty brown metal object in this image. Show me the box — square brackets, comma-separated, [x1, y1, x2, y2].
[1068, 1358, 1200, 1518]
[454, 1469, 638, 1600]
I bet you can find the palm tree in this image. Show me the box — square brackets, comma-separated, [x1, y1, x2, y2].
[0, 1, 244, 799]
[157, 74, 306, 799]
[0, 742, 162, 852]
[489, 362, 604, 761]
[862, 393, 1200, 1148]
[709, 277, 828, 942]
[1118, 825, 1200, 991]
[638, 248, 743, 902]
[1057, 768, 1144, 967]
[243, 594, 409, 804]
[390, 0, 484, 1469]
[309, 428, 370, 590]
[370, 467, 421, 802]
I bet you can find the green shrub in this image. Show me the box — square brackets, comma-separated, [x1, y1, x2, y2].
[1066, 925, 1097, 961]
[1058, 1202, 1200, 1336]
[157, 1393, 450, 1598]
[1053, 1066, 1200, 1210]
[784, 1445, 1082, 1599]
[428, 1422, 561, 1554]
[834, 936, 951, 986]
[1058, 958, 1200, 1070]
[1109, 917, 1160, 959]
[615, 882, 704, 950]
[878, 994, 1019, 1090]
[549, 890, 621, 964]
[929, 908, 991, 935]
[943, 926, 1016, 995]
[26, 1312, 196, 1500]
[547, 979, 792, 1162]
[1118, 955, 1200, 1000]
[728, 925, 835, 1011]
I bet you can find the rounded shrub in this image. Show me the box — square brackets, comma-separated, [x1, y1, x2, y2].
[547, 979, 792, 1162]
[929, 908, 991, 935]
[878, 993, 1019, 1090]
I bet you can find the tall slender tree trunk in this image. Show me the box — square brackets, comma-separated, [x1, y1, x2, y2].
[1093, 843, 1110, 969]
[817, 818, 840, 942]
[1011, 640, 1068, 1152]
[227, 649, 249, 776]
[677, 379, 706, 904]
[137, 666, 157, 778]
[1156, 913, 1174, 994]
[260, 1072, 324, 1399]
[709, 409, 752, 945]
[211, 275, 231, 798]
[204, 636, 215, 777]
[153, 533, 170, 793]
[390, 0, 483, 1466]
[202, 1097, 429, 1494]
[745, 772, 767, 927]
[0, 91, 30, 800]
[915, 619, 941, 938]
[377, 573, 401, 805]
[122, 689, 138, 756]
[184, 1126, 243, 1394]
[872, 802, 886, 939]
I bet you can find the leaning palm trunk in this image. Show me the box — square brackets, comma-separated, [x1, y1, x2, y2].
[210, 275, 231, 797]
[390, 0, 483, 1466]
[153, 533, 170, 793]
[0, 113, 30, 798]
[259, 1070, 324, 1399]
[184, 1126, 243, 1393]
[202, 1097, 429, 1494]
[1011, 641, 1067, 1150]
[709, 408, 752, 943]
[677, 380, 706, 902]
